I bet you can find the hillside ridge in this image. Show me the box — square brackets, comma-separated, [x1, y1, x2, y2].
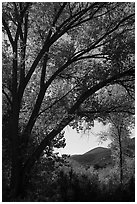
[70, 138, 135, 169]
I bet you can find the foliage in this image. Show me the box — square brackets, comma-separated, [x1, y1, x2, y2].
[102, 114, 134, 158]
[96, 112, 134, 186]
[2, 2, 135, 199]
[5, 157, 134, 202]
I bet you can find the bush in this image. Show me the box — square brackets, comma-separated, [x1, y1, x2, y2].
[10, 156, 134, 202]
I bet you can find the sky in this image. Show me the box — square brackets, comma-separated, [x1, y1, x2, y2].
[55, 121, 111, 155]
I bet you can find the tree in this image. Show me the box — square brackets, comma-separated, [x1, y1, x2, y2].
[92, 85, 134, 186]
[2, 2, 135, 199]
[109, 113, 134, 186]
[97, 111, 134, 186]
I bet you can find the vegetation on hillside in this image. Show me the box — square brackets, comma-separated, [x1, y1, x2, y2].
[3, 152, 135, 202]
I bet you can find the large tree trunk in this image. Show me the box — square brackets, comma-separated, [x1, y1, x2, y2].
[10, 125, 21, 198]
[9, 95, 26, 199]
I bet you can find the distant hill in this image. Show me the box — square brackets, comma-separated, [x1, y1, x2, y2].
[84, 147, 110, 155]
[70, 147, 112, 169]
[70, 138, 135, 169]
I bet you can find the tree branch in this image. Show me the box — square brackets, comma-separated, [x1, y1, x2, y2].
[23, 58, 75, 137]
[2, 89, 12, 106]
[69, 68, 135, 114]
[56, 2, 99, 33]
[77, 54, 109, 61]
[14, 3, 31, 43]
[40, 53, 49, 87]
[52, 3, 67, 27]
[77, 109, 135, 117]
[2, 18, 14, 47]
[23, 67, 134, 172]
[37, 83, 78, 117]
[23, 5, 134, 98]
[23, 114, 74, 174]
[72, 13, 135, 60]
[117, 80, 135, 100]
[69, 3, 106, 30]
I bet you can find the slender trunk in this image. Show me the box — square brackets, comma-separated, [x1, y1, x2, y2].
[118, 128, 123, 186]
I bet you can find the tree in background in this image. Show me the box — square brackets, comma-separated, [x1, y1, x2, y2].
[2, 2, 135, 199]
[108, 113, 134, 186]
[97, 111, 134, 186]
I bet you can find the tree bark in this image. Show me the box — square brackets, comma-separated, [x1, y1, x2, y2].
[9, 104, 29, 199]
[9, 42, 25, 198]
[10, 101, 24, 198]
